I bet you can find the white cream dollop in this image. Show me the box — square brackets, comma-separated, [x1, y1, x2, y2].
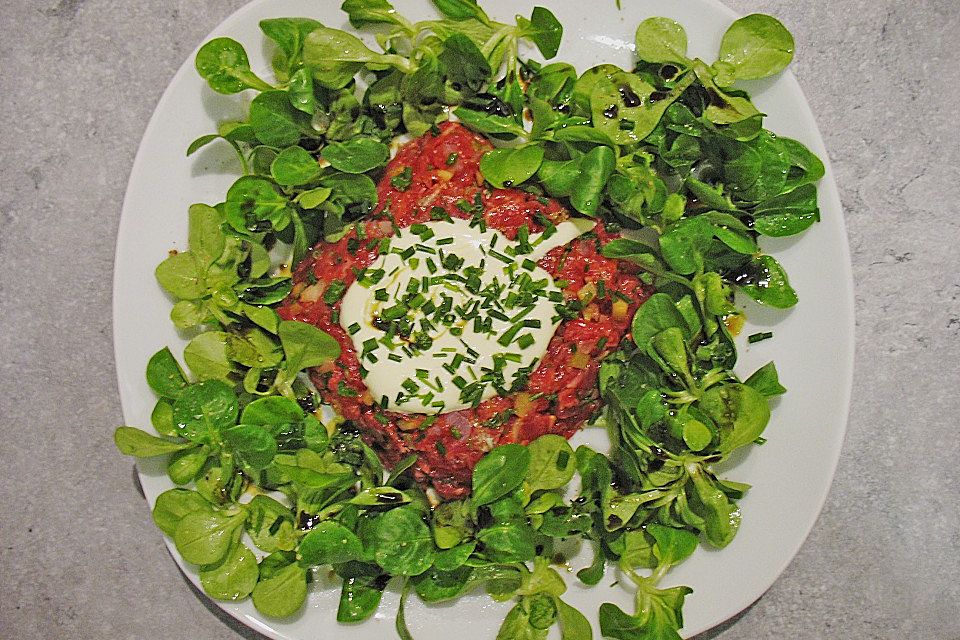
[340, 217, 594, 414]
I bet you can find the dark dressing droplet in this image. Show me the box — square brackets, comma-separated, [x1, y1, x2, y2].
[375, 490, 402, 503]
[707, 89, 727, 108]
[478, 93, 514, 117]
[726, 260, 769, 287]
[602, 104, 619, 119]
[618, 85, 642, 107]
[649, 91, 669, 103]
[659, 64, 679, 80]
[297, 512, 322, 530]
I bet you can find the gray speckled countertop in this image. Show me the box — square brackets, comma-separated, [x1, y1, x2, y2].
[1, 0, 958, 638]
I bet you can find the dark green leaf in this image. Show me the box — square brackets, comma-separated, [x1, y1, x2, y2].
[368, 506, 435, 576]
[195, 38, 272, 94]
[431, 0, 490, 24]
[735, 254, 798, 308]
[557, 597, 593, 640]
[199, 542, 259, 601]
[341, 0, 408, 28]
[634, 17, 688, 64]
[525, 434, 576, 493]
[174, 508, 247, 566]
[222, 424, 278, 470]
[279, 320, 341, 374]
[249, 91, 311, 148]
[146, 347, 189, 399]
[183, 331, 235, 382]
[700, 382, 770, 453]
[453, 106, 526, 137]
[412, 564, 474, 602]
[320, 137, 390, 174]
[659, 216, 714, 275]
[718, 14, 795, 81]
[299, 521, 365, 566]
[438, 32, 491, 90]
[252, 562, 308, 617]
[521, 7, 563, 59]
[571, 145, 616, 216]
[171, 380, 238, 442]
[497, 600, 549, 640]
[744, 361, 787, 397]
[271, 146, 321, 186]
[223, 175, 291, 235]
[480, 144, 544, 189]
[472, 443, 531, 507]
[152, 488, 211, 537]
[631, 293, 688, 348]
[245, 495, 296, 553]
[752, 184, 819, 237]
[167, 446, 209, 485]
[337, 562, 387, 622]
[647, 523, 697, 568]
[114, 426, 192, 458]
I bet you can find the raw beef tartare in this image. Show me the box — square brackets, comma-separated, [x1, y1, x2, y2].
[279, 123, 650, 499]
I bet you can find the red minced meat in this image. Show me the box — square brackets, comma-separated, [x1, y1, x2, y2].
[278, 122, 650, 499]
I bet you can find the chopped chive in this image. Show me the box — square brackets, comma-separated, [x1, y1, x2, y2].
[347, 322, 361, 335]
[517, 333, 535, 349]
[382, 304, 408, 321]
[748, 331, 774, 344]
[497, 322, 523, 347]
[391, 166, 413, 191]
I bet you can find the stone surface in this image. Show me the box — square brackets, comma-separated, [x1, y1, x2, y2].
[1, 0, 957, 638]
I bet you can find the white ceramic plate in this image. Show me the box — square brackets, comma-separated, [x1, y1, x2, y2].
[113, 0, 854, 637]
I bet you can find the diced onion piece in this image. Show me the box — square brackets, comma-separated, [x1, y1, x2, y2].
[612, 299, 629, 321]
[577, 282, 597, 305]
[300, 283, 323, 303]
[570, 351, 590, 369]
[398, 418, 420, 431]
[514, 392, 534, 417]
